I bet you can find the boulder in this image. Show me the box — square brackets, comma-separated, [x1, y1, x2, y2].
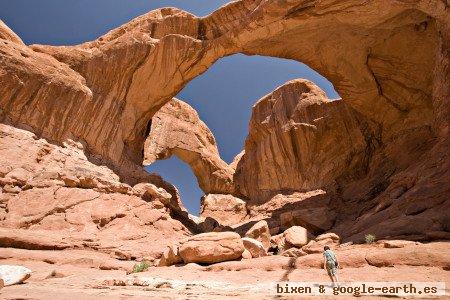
[284, 226, 309, 248]
[241, 237, 267, 258]
[315, 232, 340, 242]
[0, 265, 32, 286]
[382, 240, 419, 249]
[200, 194, 247, 226]
[302, 232, 341, 254]
[158, 244, 182, 266]
[245, 220, 271, 250]
[178, 232, 244, 264]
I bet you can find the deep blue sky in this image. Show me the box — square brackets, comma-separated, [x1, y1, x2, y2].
[1, 1, 338, 214]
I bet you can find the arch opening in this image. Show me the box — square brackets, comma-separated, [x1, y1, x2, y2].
[144, 53, 340, 215]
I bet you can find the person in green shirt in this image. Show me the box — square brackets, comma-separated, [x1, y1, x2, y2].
[323, 245, 339, 285]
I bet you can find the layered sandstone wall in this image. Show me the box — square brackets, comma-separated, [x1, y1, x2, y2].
[0, 122, 194, 260]
[2, 1, 448, 183]
[0, 1, 449, 243]
[234, 79, 376, 202]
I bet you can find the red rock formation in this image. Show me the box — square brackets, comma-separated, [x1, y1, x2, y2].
[200, 194, 247, 226]
[1, 1, 447, 183]
[144, 98, 234, 194]
[234, 78, 449, 242]
[234, 79, 374, 202]
[0, 122, 192, 260]
[0, 0, 448, 246]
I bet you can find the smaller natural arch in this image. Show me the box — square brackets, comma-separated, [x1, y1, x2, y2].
[144, 98, 235, 194]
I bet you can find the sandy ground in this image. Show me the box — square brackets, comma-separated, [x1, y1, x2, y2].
[1, 257, 449, 300]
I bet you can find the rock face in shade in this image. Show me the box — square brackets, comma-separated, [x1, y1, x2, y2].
[0, 0, 449, 247]
[158, 244, 183, 266]
[233, 77, 449, 242]
[199, 193, 247, 226]
[144, 99, 235, 194]
[234, 79, 373, 202]
[178, 232, 245, 264]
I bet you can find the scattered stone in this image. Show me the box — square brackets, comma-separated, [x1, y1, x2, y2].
[284, 226, 309, 248]
[178, 232, 244, 264]
[242, 237, 267, 258]
[339, 241, 353, 247]
[158, 245, 182, 266]
[382, 240, 419, 249]
[245, 220, 271, 250]
[0, 265, 32, 286]
[270, 233, 286, 253]
[302, 232, 341, 254]
[315, 232, 340, 242]
[2, 184, 21, 194]
[44, 269, 65, 279]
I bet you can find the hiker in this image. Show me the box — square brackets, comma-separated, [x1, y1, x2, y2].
[323, 245, 339, 285]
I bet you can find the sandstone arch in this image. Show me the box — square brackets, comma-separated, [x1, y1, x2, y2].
[143, 98, 235, 194]
[1, 1, 449, 240]
[1, 1, 447, 180]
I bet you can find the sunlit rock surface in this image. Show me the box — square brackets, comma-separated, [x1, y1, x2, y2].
[0, 2, 449, 296]
[144, 99, 235, 194]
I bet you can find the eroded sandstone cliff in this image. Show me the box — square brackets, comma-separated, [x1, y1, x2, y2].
[0, 122, 192, 260]
[0, 0, 449, 246]
[144, 98, 234, 194]
[232, 79, 449, 242]
[1, 1, 448, 182]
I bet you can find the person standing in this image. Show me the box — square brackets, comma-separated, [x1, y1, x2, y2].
[323, 245, 339, 285]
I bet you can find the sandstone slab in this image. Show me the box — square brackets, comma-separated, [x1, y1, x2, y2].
[244, 220, 271, 250]
[241, 237, 266, 258]
[179, 232, 244, 264]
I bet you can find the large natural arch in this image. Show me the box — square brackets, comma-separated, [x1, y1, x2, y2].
[1, 1, 447, 180]
[0, 1, 448, 240]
